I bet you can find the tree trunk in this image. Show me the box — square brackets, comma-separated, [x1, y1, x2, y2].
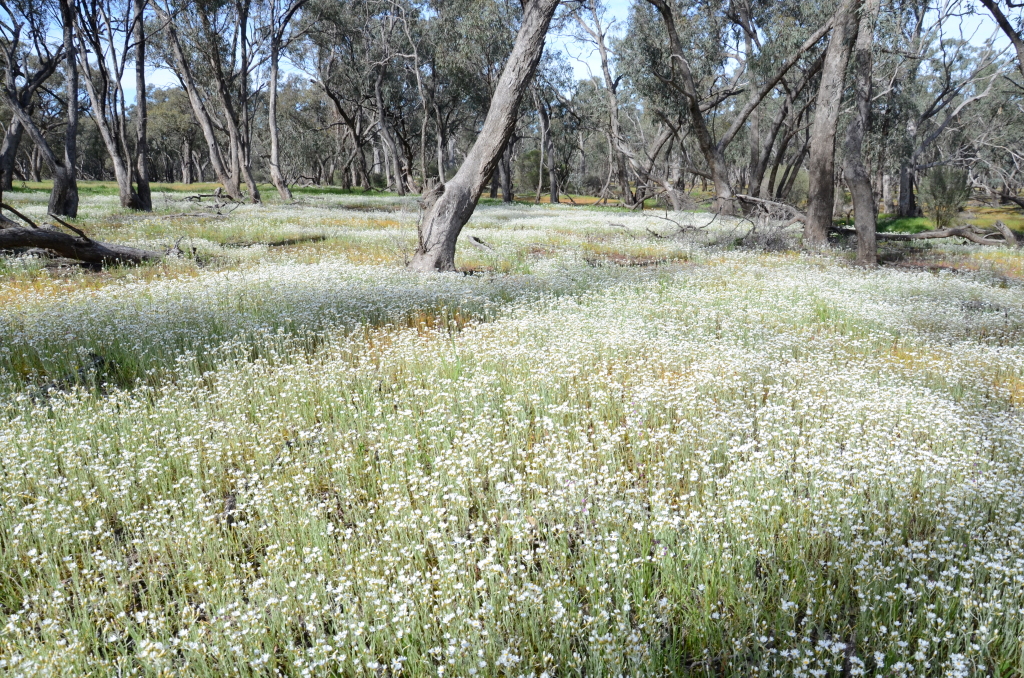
[842, 0, 879, 265]
[778, 135, 810, 201]
[898, 162, 917, 217]
[0, 116, 24, 191]
[408, 0, 559, 272]
[134, 0, 152, 211]
[804, 0, 860, 248]
[156, 4, 242, 200]
[0, 224, 161, 265]
[546, 119, 558, 204]
[52, 0, 79, 217]
[29, 148, 41, 182]
[535, 94, 558, 204]
[75, 46, 141, 210]
[232, 0, 260, 204]
[646, 0, 734, 213]
[48, 167, 78, 217]
[433, 101, 447, 186]
[375, 73, 406, 197]
[745, 25, 760, 194]
[181, 149, 192, 184]
[268, 39, 292, 201]
[499, 140, 514, 202]
[534, 93, 546, 203]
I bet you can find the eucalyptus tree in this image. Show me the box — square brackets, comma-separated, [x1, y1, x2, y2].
[964, 73, 1024, 207]
[303, 0, 376, 189]
[0, 0, 78, 215]
[620, 0, 835, 213]
[73, 0, 151, 209]
[574, 1, 634, 204]
[263, 0, 307, 200]
[803, 0, 859, 247]
[0, 0, 61, 192]
[842, 0, 881, 264]
[409, 0, 560, 271]
[978, 0, 1024, 78]
[150, 0, 262, 202]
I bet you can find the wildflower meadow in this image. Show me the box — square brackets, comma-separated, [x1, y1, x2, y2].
[1, 189, 1023, 677]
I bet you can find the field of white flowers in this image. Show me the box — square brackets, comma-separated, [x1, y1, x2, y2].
[1, 191, 1023, 677]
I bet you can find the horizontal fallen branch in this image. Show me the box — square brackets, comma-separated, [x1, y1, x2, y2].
[222, 234, 329, 248]
[830, 222, 1019, 247]
[0, 226, 163, 265]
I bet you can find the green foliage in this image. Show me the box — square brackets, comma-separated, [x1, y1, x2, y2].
[919, 167, 972, 229]
[877, 216, 933, 233]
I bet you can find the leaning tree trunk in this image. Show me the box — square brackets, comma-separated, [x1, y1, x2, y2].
[842, 0, 879, 265]
[804, 0, 860, 248]
[647, 0, 734, 213]
[408, 0, 560, 272]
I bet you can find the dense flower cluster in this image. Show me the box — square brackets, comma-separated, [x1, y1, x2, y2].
[1, 195, 1023, 676]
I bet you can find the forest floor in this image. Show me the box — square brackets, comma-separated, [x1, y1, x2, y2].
[1, 186, 1023, 677]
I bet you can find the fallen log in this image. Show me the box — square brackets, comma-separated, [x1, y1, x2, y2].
[0, 225, 163, 265]
[830, 223, 1019, 247]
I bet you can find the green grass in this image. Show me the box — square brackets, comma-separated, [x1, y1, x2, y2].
[876, 215, 934, 233]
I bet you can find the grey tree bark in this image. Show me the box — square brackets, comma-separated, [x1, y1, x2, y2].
[408, 0, 560, 272]
[804, 0, 860, 248]
[267, 0, 305, 201]
[154, 3, 243, 201]
[268, 40, 292, 200]
[50, 0, 79, 217]
[75, 0, 149, 210]
[0, 224, 162, 265]
[133, 0, 152, 211]
[842, 0, 880, 265]
[0, 118, 25, 191]
[499, 140, 514, 202]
